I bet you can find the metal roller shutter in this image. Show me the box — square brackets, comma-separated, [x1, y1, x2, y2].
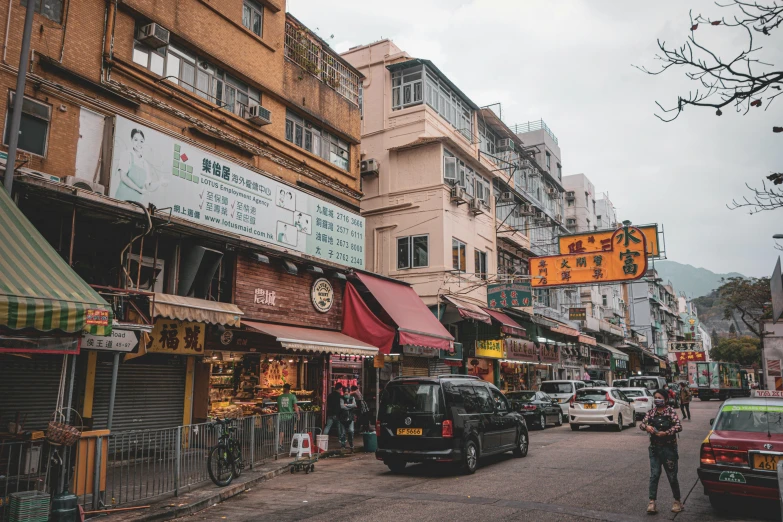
[401, 356, 429, 377]
[92, 359, 186, 432]
[0, 356, 64, 431]
[428, 358, 452, 377]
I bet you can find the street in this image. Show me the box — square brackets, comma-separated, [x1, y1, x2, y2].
[184, 400, 779, 522]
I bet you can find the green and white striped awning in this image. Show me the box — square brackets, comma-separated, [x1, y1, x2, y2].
[0, 188, 113, 335]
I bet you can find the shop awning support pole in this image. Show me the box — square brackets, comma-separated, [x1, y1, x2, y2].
[107, 353, 120, 430]
[61, 353, 78, 492]
[274, 415, 280, 461]
[92, 439, 102, 510]
[375, 368, 380, 422]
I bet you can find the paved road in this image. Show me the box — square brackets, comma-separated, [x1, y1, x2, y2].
[188, 400, 780, 521]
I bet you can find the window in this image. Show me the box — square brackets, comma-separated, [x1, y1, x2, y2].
[567, 199, 574, 207]
[490, 388, 508, 412]
[556, 163, 562, 180]
[474, 250, 487, 279]
[381, 384, 443, 415]
[132, 37, 260, 118]
[472, 386, 495, 413]
[21, 0, 62, 23]
[602, 295, 608, 307]
[566, 218, 576, 225]
[452, 238, 466, 272]
[397, 235, 428, 269]
[478, 120, 497, 155]
[444, 149, 487, 202]
[545, 151, 551, 170]
[4, 92, 50, 156]
[285, 110, 350, 171]
[242, 0, 263, 37]
[597, 215, 602, 227]
[391, 65, 423, 110]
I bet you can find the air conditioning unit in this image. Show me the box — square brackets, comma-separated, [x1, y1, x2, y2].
[246, 104, 272, 125]
[565, 191, 575, 199]
[127, 255, 165, 293]
[555, 213, 562, 222]
[450, 185, 467, 204]
[360, 158, 380, 176]
[518, 203, 534, 215]
[63, 176, 106, 195]
[547, 187, 558, 197]
[138, 23, 170, 49]
[496, 138, 514, 152]
[498, 191, 514, 203]
[468, 197, 484, 215]
[534, 211, 546, 222]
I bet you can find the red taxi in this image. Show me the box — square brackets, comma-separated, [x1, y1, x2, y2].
[698, 392, 783, 508]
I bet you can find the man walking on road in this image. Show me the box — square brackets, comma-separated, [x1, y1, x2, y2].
[679, 382, 691, 420]
[640, 389, 683, 515]
[324, 383, 346, 446]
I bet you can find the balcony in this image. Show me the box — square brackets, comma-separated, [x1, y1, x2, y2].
[510, 119, 558, 145]
[284, 21, 360, 106]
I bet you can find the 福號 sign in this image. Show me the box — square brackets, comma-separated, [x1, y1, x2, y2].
[531, 225, 648, 288]
[486, 282, 532, 309]
[109, 116, 365, 269]
[149, 319, 205, 355]
[559, 224, 660, 258]
[667, 340, 703, 352]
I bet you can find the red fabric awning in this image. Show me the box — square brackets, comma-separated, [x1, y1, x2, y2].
[443, 295, 492, 324]
[342, 282, 396, 354]
[482, 308, 526, 338]
[353, 272, 454, 351]
[578, 334, 597, 346]
[550, 323, 580, 338]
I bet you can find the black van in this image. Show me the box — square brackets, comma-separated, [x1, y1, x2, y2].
[375, 375, 529, 474]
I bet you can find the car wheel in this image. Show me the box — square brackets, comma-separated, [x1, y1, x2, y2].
[462, 439, 478, 475]
[385, 459, 406, 474]
[539, 413, 546, 430]
[555, 412, 562, 427]
[570, 423, 580, 431]
[513, 430, 528, 458]
[629, 412, 636, 428]
[615, 414, 623, 432]
[561, 411, 568, 424]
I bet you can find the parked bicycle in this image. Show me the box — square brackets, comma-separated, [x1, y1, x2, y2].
[207, 417, 244, 487]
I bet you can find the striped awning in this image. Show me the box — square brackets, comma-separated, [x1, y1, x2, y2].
[0, 188, 112, 335]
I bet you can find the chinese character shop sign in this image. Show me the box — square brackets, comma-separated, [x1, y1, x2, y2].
[108, 116, 365, 269]
[149, 319, 205, 355]
[531, 225, 648, 288]
[486, 282, 532, 309]
[676, 351, 706, 366]
[475, 339, 504, 359]
[558, 224, 660, 258]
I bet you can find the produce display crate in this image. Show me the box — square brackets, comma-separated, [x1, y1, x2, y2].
[8, 490, 50, 522]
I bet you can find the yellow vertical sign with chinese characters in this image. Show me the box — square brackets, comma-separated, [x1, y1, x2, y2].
[532, 226, 648, 288]
[149, 319, 206, 355]
[558, 224, 659, 257]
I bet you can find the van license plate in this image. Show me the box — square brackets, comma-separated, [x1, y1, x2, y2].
[583, 404, 597, 409]
[753, 454, 781, 471]
[396, 428, 422, 436]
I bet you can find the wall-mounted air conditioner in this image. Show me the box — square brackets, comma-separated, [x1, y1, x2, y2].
[496, 138, 514, 152]
[468, 197, 484, 215]
[360, 158, 379, 176]
[138, 23, 170, 49]
[450, 185, 467, 204]
[63, 176, 106, 195]
[246, 104, 272, 125]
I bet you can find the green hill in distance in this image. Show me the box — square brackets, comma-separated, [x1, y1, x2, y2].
[652, 260, 744, 299]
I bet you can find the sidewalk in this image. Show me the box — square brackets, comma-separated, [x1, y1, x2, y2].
[105, 435, 368, 521]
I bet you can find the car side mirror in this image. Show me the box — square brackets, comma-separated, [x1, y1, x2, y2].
[709, 418, 714, 426]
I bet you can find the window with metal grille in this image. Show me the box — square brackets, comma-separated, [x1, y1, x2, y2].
[21, 0, 62, 23]
[3, 91, 50, 156]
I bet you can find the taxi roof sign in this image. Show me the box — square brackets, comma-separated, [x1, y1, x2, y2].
[753, 389, 783, 398]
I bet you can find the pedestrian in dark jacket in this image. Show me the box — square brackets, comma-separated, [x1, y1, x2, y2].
[678, 382, 691, 420]
[324, 383, 345, 445]
[640, 389, 683, 514]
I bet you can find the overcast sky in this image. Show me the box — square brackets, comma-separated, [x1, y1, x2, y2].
[289, 0, 781, 277]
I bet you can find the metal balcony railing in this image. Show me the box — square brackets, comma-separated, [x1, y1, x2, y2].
[510, 119, 558, 144]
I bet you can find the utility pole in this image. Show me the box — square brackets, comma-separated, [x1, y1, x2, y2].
[4, 0, 36, 195]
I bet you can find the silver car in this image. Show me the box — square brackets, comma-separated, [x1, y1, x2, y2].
[568, 387, 636, 431]
[619, 387, 654, 420]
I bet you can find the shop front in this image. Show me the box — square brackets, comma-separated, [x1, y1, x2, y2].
[470, 339, 503, 386]
[586, 346, 611, 382]
[597, 343, 630, 383]
[538, 342, 561, 386]
[502, 338, 538, 391]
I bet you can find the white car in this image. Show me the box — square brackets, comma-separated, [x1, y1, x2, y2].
[568, 387, 636, 431]
[540, 380, 588, 422]
[619, 387, 654, 420]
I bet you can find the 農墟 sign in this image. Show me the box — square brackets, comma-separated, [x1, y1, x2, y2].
[109, 116, 365, 269]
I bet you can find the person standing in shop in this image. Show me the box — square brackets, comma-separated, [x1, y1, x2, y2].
[324, 383, 346, 446]
[350, 385, 370, 432]
[341, 389, 357, 451]
[276, 384, 299, 452]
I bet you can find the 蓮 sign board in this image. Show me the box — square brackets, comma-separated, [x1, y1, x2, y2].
[532, 225, 648, 288]
[109, 116, 365, 269]
[558, 224, 660, 258]
[486, 282, 532, 309]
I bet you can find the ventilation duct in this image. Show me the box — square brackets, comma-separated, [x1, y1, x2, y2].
[177, 244, 223, 299]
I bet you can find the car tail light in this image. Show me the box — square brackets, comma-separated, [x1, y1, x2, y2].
[442, 420, 453, 438]
[522, 405, 537, 411]
[375, 420, 381, 436]
[605, 392, 615, 407]
[700, 443, 716, 465]
[713, 448, 749, 467]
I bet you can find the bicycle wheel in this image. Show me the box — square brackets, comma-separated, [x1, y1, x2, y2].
[207, 444, 235, 487]
[229, 440, 244, 478]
